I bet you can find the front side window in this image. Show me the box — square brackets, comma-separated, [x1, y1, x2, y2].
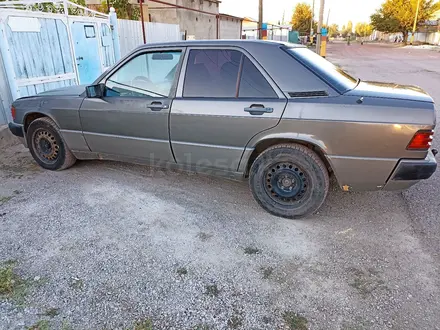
[183, 49, 277, 99]
[106, 51, 182, 98]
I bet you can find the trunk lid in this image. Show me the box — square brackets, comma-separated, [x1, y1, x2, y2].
[347, 81, 433, 103]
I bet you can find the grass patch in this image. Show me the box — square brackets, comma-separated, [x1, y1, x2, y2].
[0, 196, 12, 205]
[244, 247, 260, 255]
[227, 315, 243, 329]
[283, 311, 308, 330]
[61, 320, 72, 330]
[27, 320, 50, 330]
[204, 284, 220, 297]
[43, 308, 60, 318]
[197, 232, 213, 241]
[68, 277, 84, 290]
[348, 267, 387, 298]
[176, 267, 188, 275]
[0, 260, 30, 305]
[133, 319, 153, 330]
[261, 267, 274, 279]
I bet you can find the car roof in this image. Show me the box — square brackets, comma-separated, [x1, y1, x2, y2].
[135, 39, 306, 51]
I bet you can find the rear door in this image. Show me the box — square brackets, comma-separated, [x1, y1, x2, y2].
[170, 47, 288, 172]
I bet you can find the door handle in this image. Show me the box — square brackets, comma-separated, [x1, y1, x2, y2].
[244, 104, 274, 116]
[147, 102, 169, 111]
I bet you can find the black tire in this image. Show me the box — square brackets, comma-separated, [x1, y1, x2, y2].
[249, 143, 329, 219]
[26, 117, 76, 171]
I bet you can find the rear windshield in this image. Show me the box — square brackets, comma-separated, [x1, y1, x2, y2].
[286, 47, 358, 93]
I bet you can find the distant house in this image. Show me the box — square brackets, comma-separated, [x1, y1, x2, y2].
[219, 13, 243, 39]
[415, 8, 440, 45]
[147, 0, 220, 40]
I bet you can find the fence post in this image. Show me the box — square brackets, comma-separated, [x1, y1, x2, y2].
[63, 0, 80, 84]
[0, 21, 19, 122]
[109, 7, 121, 61]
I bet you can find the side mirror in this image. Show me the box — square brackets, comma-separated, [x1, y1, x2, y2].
[86, 84, 106, 98]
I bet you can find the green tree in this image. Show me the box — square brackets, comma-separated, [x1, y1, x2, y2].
[290, 2, 313, 33]
[328, 23, 339, 38]
[100, 0, 140, 20]
[370, 0, 439, 44]
[355, 22, 373, 37]
[355, 22, 373, 43]
[340, 22, 353, 37]
[346, 21, 353, 34]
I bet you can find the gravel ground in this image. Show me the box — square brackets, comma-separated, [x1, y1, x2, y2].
[1, 43, 440, 330]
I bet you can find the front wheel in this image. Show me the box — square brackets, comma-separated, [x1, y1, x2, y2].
[249, 143, 329, 219]
[27, 117, 76, 171]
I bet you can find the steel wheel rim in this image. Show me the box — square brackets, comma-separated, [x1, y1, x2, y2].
[33, 129, 60, 164]
[264, 162, 309, 205]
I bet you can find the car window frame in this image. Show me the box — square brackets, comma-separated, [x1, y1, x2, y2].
[98, 47, 186, 99]
[175, 46, 285, 100]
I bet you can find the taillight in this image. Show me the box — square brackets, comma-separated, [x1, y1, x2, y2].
[407, 130, 433, 150]
[11, 106, 16, 120]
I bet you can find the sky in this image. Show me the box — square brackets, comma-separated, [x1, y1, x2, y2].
[219, 0, 384, 27]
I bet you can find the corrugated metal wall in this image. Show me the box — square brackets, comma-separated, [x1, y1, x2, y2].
[118, 20, 181, 56]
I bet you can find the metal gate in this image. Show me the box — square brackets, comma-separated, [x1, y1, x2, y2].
[71, 21, 103, 84]
[0, 0, 118, 123]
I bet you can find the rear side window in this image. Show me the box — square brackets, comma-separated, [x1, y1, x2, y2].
[183, 49, 241, 98]
[183, 49, 277, 98]
[239, 56, 277, 98]
[286, 47, 358, 92]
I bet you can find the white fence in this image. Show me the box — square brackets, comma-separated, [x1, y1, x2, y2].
[0, 1, 182, 124]
[118, 19, 181, 57]
[414, 31, 440, 45]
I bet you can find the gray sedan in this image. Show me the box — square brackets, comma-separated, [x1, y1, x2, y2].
[8, 40, 437, 218]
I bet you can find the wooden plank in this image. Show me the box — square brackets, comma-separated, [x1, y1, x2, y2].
[19, 86, 28, 97]
[35, 83, 45, 94]
[21, 32, 37, 78]
[6, 27, 24, 79]
[47, 18, 65, 75]
[34, 27, 48, 77]
[39, 18, 56, 77]
[56, 19, 74, 74]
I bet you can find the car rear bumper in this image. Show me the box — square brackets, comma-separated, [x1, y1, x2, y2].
[383, 150, 437, 190]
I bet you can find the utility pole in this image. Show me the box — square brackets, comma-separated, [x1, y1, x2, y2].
[139, 0, 146, 43]
[258, 0, 263, 39]
[326, 8, 330, 27]
[316, 0, 324, 53]
[410, 0, 421, 45]
[310, 0, 315, 38]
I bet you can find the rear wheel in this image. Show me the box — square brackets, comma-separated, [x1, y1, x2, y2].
[249, 143, 329, 219]
[27, 117, 76, 171]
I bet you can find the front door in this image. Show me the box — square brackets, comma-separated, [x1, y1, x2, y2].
[80, 48, 184, 163]
[71, 21, 101, 84]
[170, 47, 288, 172]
